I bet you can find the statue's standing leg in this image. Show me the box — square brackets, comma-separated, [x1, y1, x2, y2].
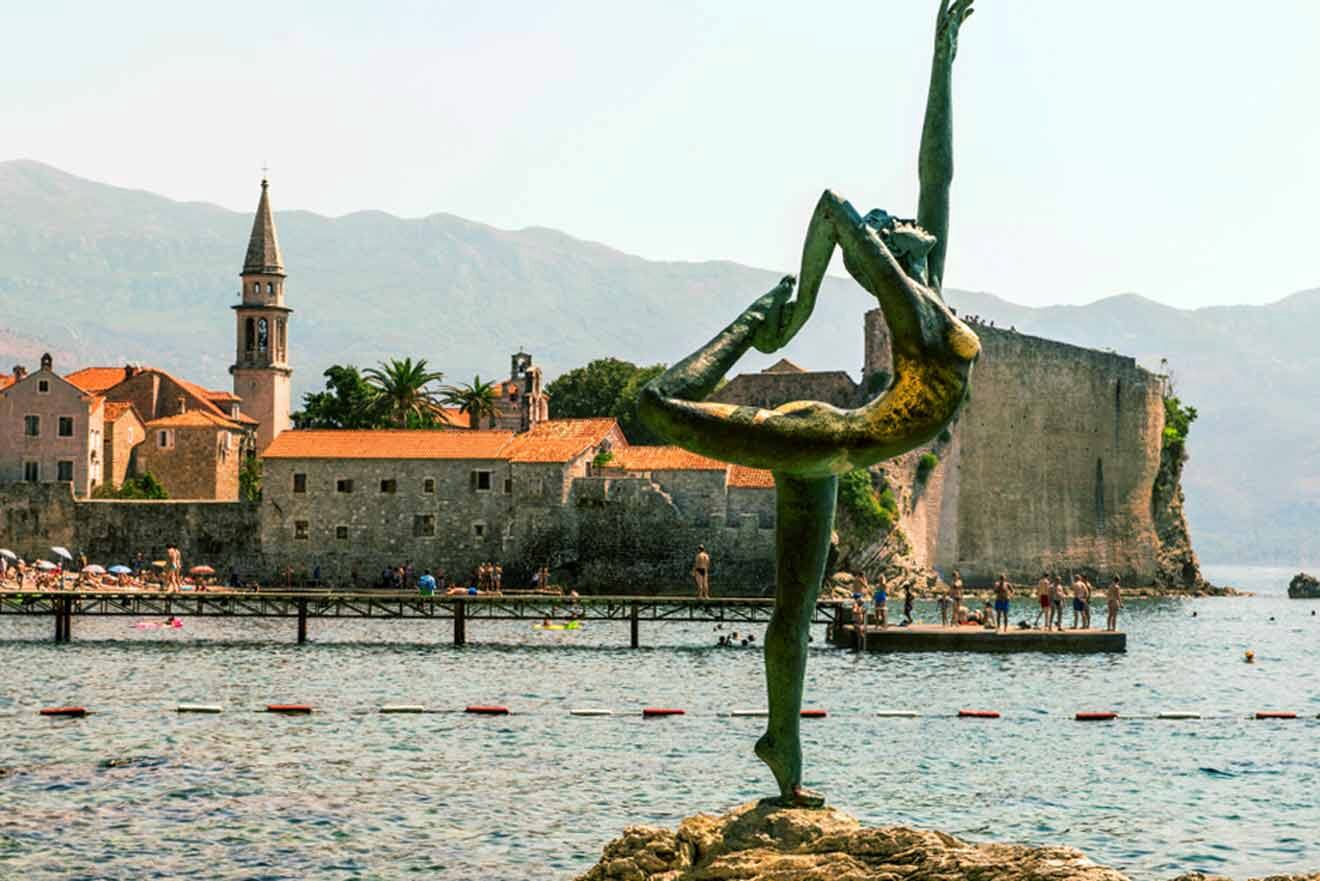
[755, 472, 836, 808]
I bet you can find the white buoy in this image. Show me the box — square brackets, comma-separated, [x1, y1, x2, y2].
[730, 709, 769, 717]
[1157, 711, 1201, 720]
[177, 704, 223, 714]
[876, 710, 920, 718]
[380, 705, 426, 714]
[569, 708, 613, 716]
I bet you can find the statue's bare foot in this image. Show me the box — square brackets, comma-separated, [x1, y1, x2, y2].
[756, 732, 822, 808]
[784, 785, 825, 809]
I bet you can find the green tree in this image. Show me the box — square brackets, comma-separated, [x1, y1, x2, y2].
[292, 365, 381, 429]
[362, 358, 447, 428]
[239, 456, 262, 501]
[1162, 396, 1198, 452]
[546, 357, 667, 443]
[442, 375, 500, 429]
[97, 472, 169, 500]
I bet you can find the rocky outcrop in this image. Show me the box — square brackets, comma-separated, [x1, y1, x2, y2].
[1289, 572, 1320, 599]
[1152, 432, 1205, 589]
[575, 802, 1316, 881]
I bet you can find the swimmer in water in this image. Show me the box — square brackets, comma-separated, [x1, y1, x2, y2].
[1244, 650, 1255, 663]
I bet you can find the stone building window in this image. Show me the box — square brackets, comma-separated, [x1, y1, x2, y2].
[336, 478, 354, 494]
[503, 477, 513, 494]
[245, 318, 255, 352]
[57, 461, 74, 482]
[23, 461, 39, 482]
[24, 415, 40, 437]
[252, 282, 260, 295]
[380, 478, 398, 494]
[413, 514, 436, 538]
[37, 380, 49, 394]
[57, 417, 74, 437]
[471, 470, 493, 492]
[294, 520, 309, 540]
[267, 282, 274, 295]
[472, 522, 486, 539]
[423, 478, 435, 494]
[157, 430, 174, 449]
[335, 525, 349, 540]
[293, 473, 307, 493]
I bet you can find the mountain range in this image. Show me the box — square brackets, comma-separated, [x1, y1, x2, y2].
[1, 159, 1315, 565]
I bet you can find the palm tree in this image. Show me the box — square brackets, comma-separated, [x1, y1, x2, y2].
[362, 358, 446, 428]
[443, 375, 500, 430]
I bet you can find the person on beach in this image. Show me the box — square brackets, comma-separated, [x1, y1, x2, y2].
[1106, 576, 1122, 631]
[1035, 574, 1052, 629]
[1072, 574, 1089, 629]
[692, 545, 711, 599]
[166, 545, 182, 591]
[993, 574, 1013, 632]
[417, 570, 437, 596]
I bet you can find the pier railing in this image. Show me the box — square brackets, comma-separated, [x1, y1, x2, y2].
[0, 590, 845, 647]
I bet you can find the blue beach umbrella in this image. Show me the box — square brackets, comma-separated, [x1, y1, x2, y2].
[108, 565, 132, 575]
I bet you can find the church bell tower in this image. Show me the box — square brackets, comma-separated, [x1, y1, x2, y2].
[230, 177, 293, 451]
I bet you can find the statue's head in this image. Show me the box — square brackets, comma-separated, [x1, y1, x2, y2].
[861, 209, 937, 283]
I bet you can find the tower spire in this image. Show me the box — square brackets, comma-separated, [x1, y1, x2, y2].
[242, 177, 284, 276]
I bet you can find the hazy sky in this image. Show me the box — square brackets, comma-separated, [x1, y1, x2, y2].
[7, 1, 1320, 308]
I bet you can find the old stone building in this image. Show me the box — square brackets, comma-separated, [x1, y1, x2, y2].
[231, 177, 293, 453]
[101, 402, 145, 488]
[0, 355, 105, 496]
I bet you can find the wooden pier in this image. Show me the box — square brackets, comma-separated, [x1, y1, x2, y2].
[831, 622, 1126, 653]
[0, 590, 845, 647]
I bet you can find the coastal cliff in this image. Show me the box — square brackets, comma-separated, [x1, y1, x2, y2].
[575, 801, 1316, 881]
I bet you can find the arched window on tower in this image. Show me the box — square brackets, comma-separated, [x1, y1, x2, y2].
[267, 282, 274, 295]
[252, 282, 260, 295]
[257, 318, 269, 355]
[277, 319, 287, 361]
[245, 318, 255, 353]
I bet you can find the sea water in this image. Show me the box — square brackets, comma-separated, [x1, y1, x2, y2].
[0, 564, 1315, 880]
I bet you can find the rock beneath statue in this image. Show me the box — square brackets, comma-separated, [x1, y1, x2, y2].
[1288, 572, 1320, 599]
[576, 800, 1132, 881]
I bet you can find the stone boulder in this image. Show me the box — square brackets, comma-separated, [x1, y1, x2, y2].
[574, 801, 1318, 881]
[1288, 572, 1320, 599]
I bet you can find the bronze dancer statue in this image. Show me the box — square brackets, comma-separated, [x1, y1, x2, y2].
[640, 0, 980, 807]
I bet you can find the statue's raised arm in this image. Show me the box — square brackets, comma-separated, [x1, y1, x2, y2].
[918, 0, 974, 295]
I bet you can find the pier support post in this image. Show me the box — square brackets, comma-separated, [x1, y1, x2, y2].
[454, 599, 467, 646]
[630, 603, 639, 649]
[296, 598, 308, 645]
[53, 598, 64, 643]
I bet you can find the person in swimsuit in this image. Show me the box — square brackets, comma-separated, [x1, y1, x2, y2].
[950, 570, 965, 626]
[993, 573, 1012, 632]
[1072, 575, 1088, 629]
[1035, 574, 1052, 629]
[937, 588, 951, 627]
[902, 582, 915, 626]
[872, 573, 888, 628]
[692, 545, 711, 599]
[1105, 576, 1122, 631]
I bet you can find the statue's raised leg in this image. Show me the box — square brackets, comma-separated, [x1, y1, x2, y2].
[755, 472, 837, 808]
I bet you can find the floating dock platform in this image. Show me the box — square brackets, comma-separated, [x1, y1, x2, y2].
[831, 623, 1126, 654]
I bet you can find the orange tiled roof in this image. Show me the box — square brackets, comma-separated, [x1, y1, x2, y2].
[728, 464, 775, 489]
[438, 407, 468, 426]
[146, 410, 246, 430]
[262, 429, 515, 460]
[103, 401, 142, 423]
[523, 418, 619, 440]
[66, 366, 133, 394]
[206, 389, 242, 403]
[0, 373, 14, 391]
[610, 446, 728, 471]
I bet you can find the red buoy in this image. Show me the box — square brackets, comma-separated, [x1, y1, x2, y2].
[1075, 711, 1118, 721]
[800, 708, 828, 718]
[40, 706, 87, 717]
[642, 707, 685, 717]
[958, 709, 1000, 719]
[266, 704, 313, 714]
[1255, 711, 1297, 720]
[465, 705, 510, 715]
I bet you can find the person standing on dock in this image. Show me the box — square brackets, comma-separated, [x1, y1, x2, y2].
[937, 585, 951, 627]
[1034, 574, 1051, 629]
[993, 574, 1013, 632]
[903, 582, 916, 626]
[1071, 575, 1089, 629]
[950, 570, 964, 626]
[692, 545, 711, 599]
[1106, 577, 1122, 631]
[1050, 575, 1066, 631]
[417, 570, 437, 596]
[872, 573, 888, 628]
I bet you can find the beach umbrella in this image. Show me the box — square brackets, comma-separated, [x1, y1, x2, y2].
[36, 560, 57, 571]
[189, 565, 215, 576]
[0, 549, 16, 560]
[151, 560, 167, 569]
[108, 565, 133, 575]
[51, 546, 73, 561]
[82, 564, 106, 575]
